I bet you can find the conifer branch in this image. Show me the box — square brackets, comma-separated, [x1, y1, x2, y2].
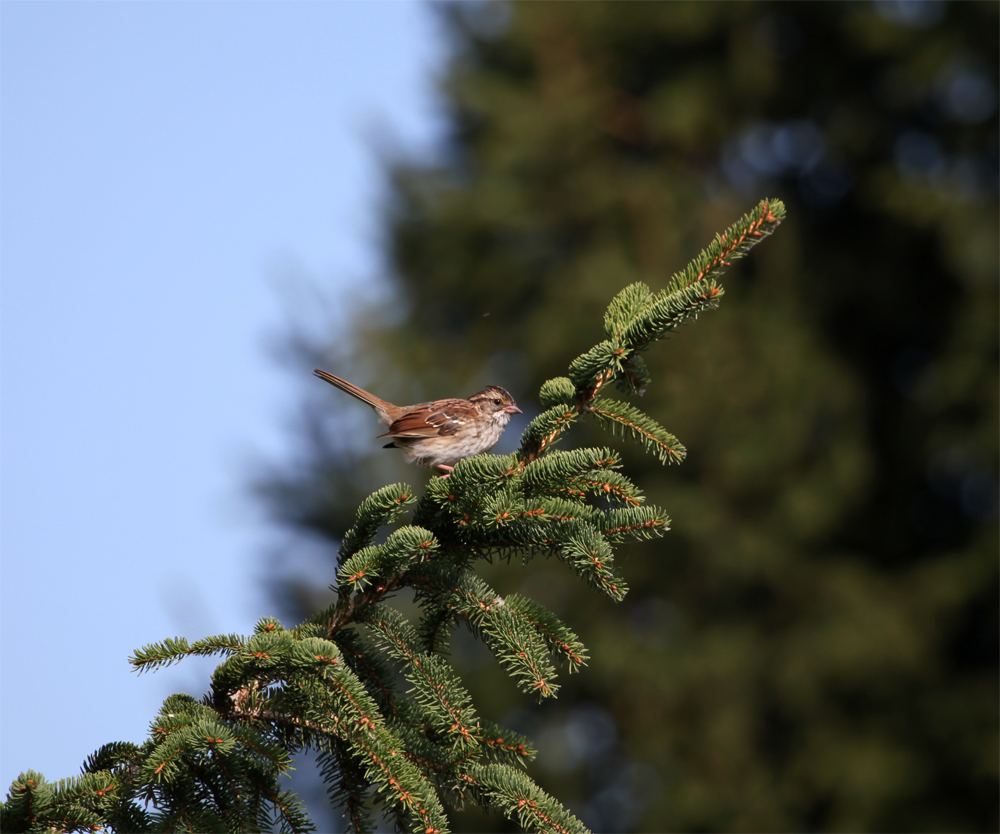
[131, 633, 247, 673]
[667, 198, 785, 293]
[415, 604, 455, 655]
[1, 200, 785, 834]
[332, 628, 401, 718]
[587, 397, 686, 464]
[337, 525, 438, 591]
[427, 568, 562, 698]
[473, 719, 536, 767]
[339, 483, 418, 561]
[598, 505, 671, 542]
[554, 520, 629, 602]
[361, 605, 482, 750]
[467, 763, 590, 834]
[518, 198, 785, 465]
[317, 743, 375, 834]
[505, 594, 589, 671]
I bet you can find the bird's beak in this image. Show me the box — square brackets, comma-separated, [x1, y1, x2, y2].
[505, 405, 522, 414]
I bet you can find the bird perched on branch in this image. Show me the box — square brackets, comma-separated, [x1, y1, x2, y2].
[314, 369, 521, 475]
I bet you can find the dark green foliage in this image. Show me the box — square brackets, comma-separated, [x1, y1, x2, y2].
[337, 525, 438, 591]
[505, 593, 589, 672]
[1, 769, 151, 834]
[131, 633, 247, 672]
[339, 484, 418, 560]
[587, 398, 685, 464]
[518, 405, 580, 456]
[0, 200, 782, 832]
[465, 764, 589, 834]
[258, 5, 996, 831]
[360, 604, 482, 749]
[538, 377, 576, 408]
[12, 1, 997, 830]
[1, 691, 315, 834]
[567, 340, 619, 390]
[551, 519, 628, 602]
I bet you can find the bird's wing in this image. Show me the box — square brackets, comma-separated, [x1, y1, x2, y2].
[378, 400, 467, 438]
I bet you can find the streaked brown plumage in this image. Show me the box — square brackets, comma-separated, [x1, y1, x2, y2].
[313, 369, 521, 474]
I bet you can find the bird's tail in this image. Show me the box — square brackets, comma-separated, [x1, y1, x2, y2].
[313, 369, 387, 410]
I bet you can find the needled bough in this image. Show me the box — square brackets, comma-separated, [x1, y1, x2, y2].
[0, 200, 784, 834]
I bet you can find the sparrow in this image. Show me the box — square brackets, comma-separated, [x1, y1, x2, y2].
[314, 369, 522, 475]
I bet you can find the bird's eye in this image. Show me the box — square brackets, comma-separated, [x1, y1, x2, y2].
[493, 398, 502, 406]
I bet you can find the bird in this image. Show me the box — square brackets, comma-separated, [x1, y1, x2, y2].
[314, 369, 522, 475]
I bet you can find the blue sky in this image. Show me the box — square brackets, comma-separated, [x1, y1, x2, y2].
[1, 1, 447, 789]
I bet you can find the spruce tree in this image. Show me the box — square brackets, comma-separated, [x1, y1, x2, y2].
[1, 202, 785, 833]
[6, 2, 996, 831]
[261, 4, 997, 832]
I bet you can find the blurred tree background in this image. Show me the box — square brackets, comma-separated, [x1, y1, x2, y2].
[259, 2, 998, 831]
